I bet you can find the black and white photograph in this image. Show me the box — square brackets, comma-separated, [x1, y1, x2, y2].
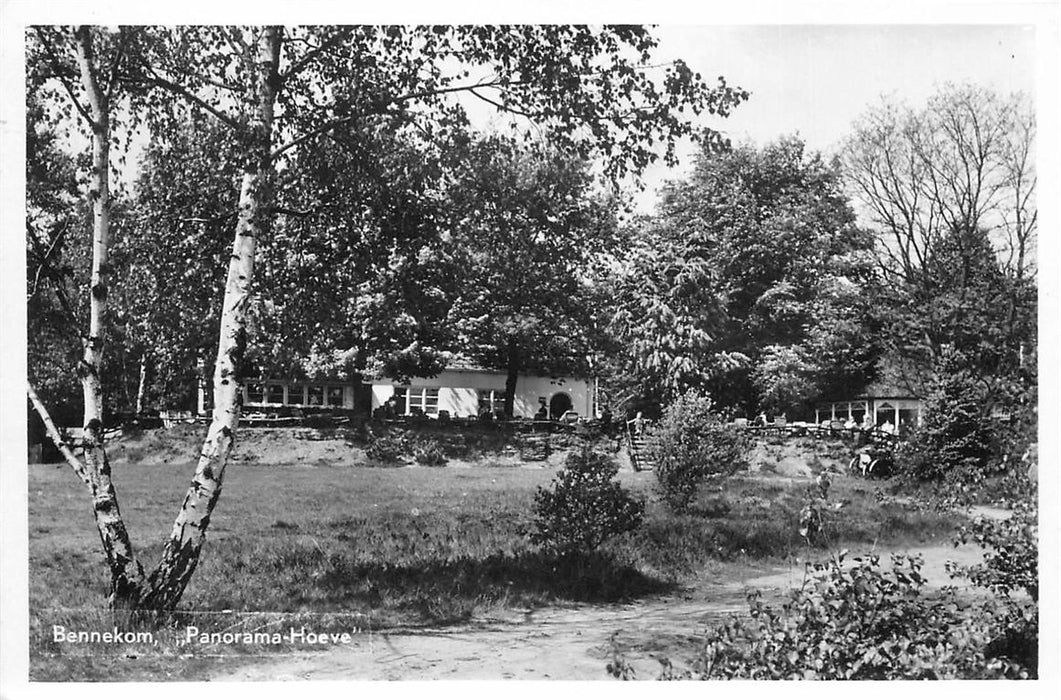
[1, 0, 1058, 692]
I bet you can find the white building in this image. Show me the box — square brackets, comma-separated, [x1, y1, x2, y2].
[369, 367, 596, 419]
[210, 367, 598, 420]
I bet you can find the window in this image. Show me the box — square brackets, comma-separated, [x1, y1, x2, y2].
[478, 389, 507, 415]
[393, 386, 440, 415]
[308, 385, 324, 406]
[423, 388, 439, 414]
[287, 384, 305, 405]
[246, 383, 264, 404]
[266, 384, 285, 404]
[327, 386, 344, 407]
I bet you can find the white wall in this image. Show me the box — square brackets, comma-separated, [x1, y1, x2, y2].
[370, 369, 595, 418]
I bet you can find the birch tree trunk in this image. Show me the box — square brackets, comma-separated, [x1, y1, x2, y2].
[140, 27, 282, 610]
[135, 353, 148, 415]
[72, 26, 146, 606]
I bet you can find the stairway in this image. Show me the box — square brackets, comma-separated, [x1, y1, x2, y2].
[628, 432, 655, 472]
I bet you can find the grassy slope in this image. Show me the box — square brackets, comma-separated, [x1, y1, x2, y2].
[28, 429, 963, 680]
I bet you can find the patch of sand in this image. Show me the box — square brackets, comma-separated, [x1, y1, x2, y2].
[210, 541, 991, 681]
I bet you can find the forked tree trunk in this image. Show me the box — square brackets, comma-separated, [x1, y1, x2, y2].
[29, 25, 284, 612]
[138, 27, 281, 610]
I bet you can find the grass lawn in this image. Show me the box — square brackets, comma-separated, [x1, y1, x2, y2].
[27, 436, 965, 681]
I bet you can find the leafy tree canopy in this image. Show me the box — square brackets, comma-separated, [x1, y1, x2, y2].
[607, 136, 877, 416]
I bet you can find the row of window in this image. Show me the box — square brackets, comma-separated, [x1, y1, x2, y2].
[245, 383, 345, 407]
[389, 387, 508, 416]
[244, 383, 512, 414]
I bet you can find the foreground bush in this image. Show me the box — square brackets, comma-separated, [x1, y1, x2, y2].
[647, 391, 748, 511]
[531, 449, 645, 555]
[671, 553, 1032, 679]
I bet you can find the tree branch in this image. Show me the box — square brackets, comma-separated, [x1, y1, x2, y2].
[34, 27, 93, 125]
[134, 61, 240, 130]
[27, 382, 91, 487]
[270, 77, 527, 161]
[279, 28, 352, 82]
[104, 27, 132, 102]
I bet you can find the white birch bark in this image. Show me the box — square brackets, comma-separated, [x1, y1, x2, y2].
[142, 27, 282, 609]
[71, 26, 146, 605]
[135, 353, 148, 415]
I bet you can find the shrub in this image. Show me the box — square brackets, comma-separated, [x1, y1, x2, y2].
[671, 553, 1032, 679]
[531, 449, 645, 555]
[413, 440, 448, 467]
[897, 361, 994, 482]
[647, 391, 748, 511]
[950, 498, 1038, 601]
[303, 413, 337, 430]
[365, 432, 405, 464]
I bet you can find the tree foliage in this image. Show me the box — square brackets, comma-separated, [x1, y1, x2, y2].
[609, 137, 876, 415]
[25, 88, 86, 425]
[841, 84, 1036, 396]
[111, 116, 240, 410]
[26, 24, 746, 611]
[443, 135, 618, 415]
[895, 354, 995, 483]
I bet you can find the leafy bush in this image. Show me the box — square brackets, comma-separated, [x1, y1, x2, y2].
[413, 439, 448, 467]
[647, 391, 748, 511]
[365, 432, 405, 464]
[531, 449, 645, 555]
[673, 553, 1032, 679]
[951, 499, 1038, 601]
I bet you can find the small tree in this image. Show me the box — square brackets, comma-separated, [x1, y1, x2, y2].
[531, 449, 644, 555]
[648, 390, 748, 511]
[897, 357, 994, 483]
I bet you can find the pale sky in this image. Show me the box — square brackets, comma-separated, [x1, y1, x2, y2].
[629, 24, 1037, 210]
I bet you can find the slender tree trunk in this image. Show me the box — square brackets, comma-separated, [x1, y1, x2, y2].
[139, 27, 281, 610]
[504, 337, 519, 418]
[72, 26, 146, 606]
[135, 352, 148, 415]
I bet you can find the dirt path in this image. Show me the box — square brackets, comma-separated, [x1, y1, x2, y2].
[212, 540, 990, 681]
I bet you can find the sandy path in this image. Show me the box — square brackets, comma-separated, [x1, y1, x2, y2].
[212, 540, 989, 681]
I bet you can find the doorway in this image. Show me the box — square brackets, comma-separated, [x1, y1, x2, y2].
[549, 392, 573, 419]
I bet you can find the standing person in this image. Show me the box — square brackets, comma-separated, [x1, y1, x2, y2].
[628, 411, 646, 436]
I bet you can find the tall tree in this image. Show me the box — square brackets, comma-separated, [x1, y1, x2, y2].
[27, 24, 747, 610]
[26, 25, 150, 604]
[841, 84, 1037, 377]
[443, 135, 618, 417]
[609, 137, 876, 416]
[110, 116, 241, 413]
[840, 83, 1036, 285]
